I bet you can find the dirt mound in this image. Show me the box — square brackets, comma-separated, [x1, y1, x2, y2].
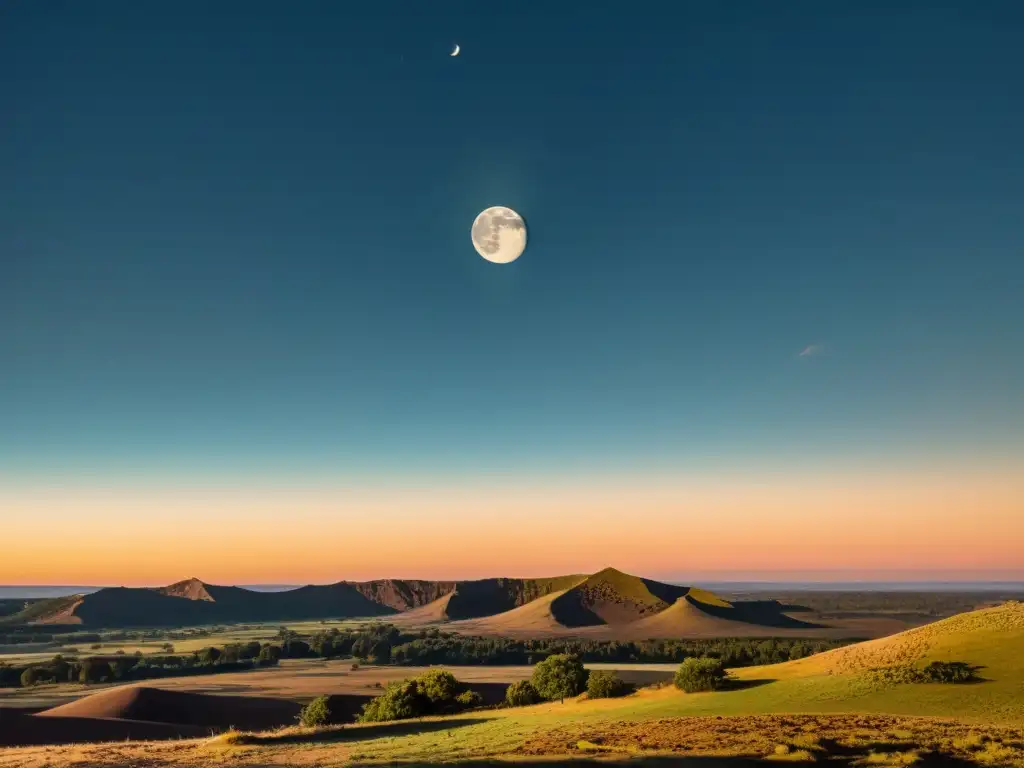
[626, 596, 756, 637]
[390, 591, 457, 624]
[0, 709, 206, 747]
[448, 589, 572, 636]
[443, 576, 588, 620]
[549, 568, 689, 626]
[38, 685, 301, 730]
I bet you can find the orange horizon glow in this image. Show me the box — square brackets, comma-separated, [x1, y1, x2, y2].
[3, 467, 1022, 586]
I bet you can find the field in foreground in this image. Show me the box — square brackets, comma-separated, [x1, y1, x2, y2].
[0, 661, 676, 710]
[1, 602, 1022, 766]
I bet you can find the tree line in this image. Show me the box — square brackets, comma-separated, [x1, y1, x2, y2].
[0, 643, 284, 688]
[294, 624, 854, 667]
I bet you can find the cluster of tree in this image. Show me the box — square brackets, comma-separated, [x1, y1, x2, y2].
[293, 625, 849, 668]
[919, 660, 979, 684]
[357, 669, 484, 723]
[502, 654, 595, 706]
[385, 633, 845, 667]
[0, 626, 221, 646]
[0, 645, 283, 689]
[0, 631, 103, 646]
[302, 652, 742, 727]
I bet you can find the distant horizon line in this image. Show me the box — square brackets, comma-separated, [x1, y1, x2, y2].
[4, 575, 1024, 590]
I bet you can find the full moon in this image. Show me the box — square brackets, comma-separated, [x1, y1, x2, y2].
[471, 206, 527, 264]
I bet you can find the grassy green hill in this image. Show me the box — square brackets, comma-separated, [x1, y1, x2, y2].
[3, 603, 1023, 766]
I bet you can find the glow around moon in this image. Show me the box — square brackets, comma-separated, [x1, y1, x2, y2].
[471, 206, 527, 264]
[450, 44, 460, 56]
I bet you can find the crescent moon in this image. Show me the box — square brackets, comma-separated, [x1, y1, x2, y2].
[450, 44, 460, 57]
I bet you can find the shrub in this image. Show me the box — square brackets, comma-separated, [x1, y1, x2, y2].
[359, 680, 429, 723]
[417, 669, 459, 704]
[20, 667, 40, 687]
[586, 670, 632, 699]
[505, 679, 541, 707]
[358, 669, 472, 723]
[674, 657, 728, 693]
[920, 661, 977, 684]
[455, 690, 483, 708]
[297, 695, 332, 727]
[531, 654, 588, 702]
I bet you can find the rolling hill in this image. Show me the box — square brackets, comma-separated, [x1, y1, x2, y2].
[448, 569, 826, 638]
[8, 602, 1024, 764]
[8, 569, 823, 633]
[18, 579, 395, 626]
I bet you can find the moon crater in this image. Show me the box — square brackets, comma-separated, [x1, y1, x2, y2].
[471, 206, 527, 264]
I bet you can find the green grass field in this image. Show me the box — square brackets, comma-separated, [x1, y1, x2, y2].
[2, 603, 1022, 766]
[0, 619, 379, 666]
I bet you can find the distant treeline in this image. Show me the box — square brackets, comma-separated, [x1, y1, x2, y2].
[0, 626, 227, 646]
[1, 624, 854, 690]
[744, 591, 1024, 618]
[1, 643, 283, 688]
[284, 624, 855, 667]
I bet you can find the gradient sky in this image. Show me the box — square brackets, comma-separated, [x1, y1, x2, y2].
[2, 2, 1022, 585]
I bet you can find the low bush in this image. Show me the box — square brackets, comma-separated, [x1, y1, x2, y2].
[455, 690, 483, 708]
[297, 695, 332, 727]
[920, 661, 978, 684]
[674, 657, 728, 693]
[586, 670, 632, 699]
[505, 679, 541, 707]
[358, 670, 480, 723]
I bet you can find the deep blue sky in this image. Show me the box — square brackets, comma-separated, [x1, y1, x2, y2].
[3, 1, 1023, 481]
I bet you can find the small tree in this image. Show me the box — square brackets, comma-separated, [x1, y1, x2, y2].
[505, 680, 541, 707]
[359, 680, 429, 723]
[921, 661, 978, 684]
[455, 690, 483, 708]
[79, 658, 111, 684]
[242, 641, 262, 660]
[530, 654, 588, 703]
[257, 644, 281, 666]
[298, 695, 333, 727]
[674, 657, 728, 693]
[417, 669, 459, 704]
[284, 639, 311, 658]
[586, 670, 631, 699]
[369, 640, 392, 665]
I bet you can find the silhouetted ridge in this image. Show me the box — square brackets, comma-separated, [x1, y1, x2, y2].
[12, 568, 815, 629]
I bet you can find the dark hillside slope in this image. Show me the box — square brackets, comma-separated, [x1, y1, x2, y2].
[444, 575, 587, 620]
[26, 580, 393, 626]
[342, 579, 458, 611]
[550, 568, 690, 626]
